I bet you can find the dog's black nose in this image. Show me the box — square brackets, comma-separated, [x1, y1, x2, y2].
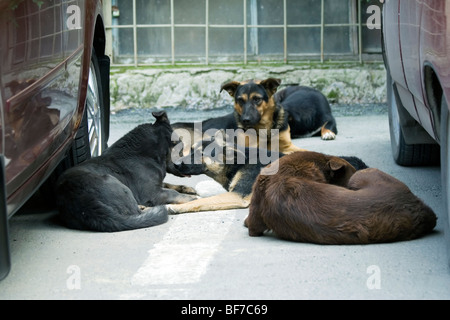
[242, 117, 251, 125]
[174, 159, 184, 166]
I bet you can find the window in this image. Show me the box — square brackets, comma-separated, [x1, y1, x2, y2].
[106, 0, 382, 65]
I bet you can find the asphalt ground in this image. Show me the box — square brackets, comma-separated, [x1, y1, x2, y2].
[1, 104, 450, 301]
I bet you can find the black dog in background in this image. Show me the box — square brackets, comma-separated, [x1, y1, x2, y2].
[273, 86, 338, 140]
[56, 111, 196, 232]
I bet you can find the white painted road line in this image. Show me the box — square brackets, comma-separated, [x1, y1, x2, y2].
[131, 211, 236, 286]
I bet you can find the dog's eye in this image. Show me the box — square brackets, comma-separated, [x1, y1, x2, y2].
[253, 97, 262, 104]
[237, 98, 245, 105]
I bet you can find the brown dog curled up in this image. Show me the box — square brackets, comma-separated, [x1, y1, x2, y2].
[245, 151, 437, 244]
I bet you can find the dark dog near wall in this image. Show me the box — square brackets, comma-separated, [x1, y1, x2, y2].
[173, 78, 326, 155]
[56, 111, 197, 232]
[245, 151, 437, 244]
[273, 85, 337, 140]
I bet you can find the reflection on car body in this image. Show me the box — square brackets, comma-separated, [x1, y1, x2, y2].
[0, 0, 110, 280]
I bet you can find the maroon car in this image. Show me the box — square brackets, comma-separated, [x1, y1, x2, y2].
[382, 0, 450, 261]
[0, 0, 110, 279]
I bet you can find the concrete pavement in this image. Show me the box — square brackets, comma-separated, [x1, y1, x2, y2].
[0, 113, 449, 300]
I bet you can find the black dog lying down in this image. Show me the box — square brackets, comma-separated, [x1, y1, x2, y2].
[56, 111, 196, 232]
[273, 85, 337, 139]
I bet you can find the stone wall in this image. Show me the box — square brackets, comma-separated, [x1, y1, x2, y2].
[110, 64, 387, 112]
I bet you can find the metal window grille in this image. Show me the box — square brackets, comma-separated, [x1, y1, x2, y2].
[103, 0, 382, 66]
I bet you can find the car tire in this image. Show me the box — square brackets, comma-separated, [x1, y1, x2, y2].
[387, 72, 440, 166]
[440, 95, 450, 267]
[40, 50, 109, 196]
[69, 49, 108, 164]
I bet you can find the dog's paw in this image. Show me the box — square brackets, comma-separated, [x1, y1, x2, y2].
[166, 204, 180, 215]
[179, 185, 198, 195]
[321, 130, 336, 141]
[181, 194, 200, 203]
[173, 194, 199, 204]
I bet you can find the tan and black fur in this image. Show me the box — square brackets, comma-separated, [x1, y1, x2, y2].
[166, 133, 272, 214]
[246, 152, 437, 244]
[172, 78, 306, 155]
[221, 78, 305, 153]
[167, 134, 367, 214]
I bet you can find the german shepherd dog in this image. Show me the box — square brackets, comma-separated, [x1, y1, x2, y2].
[246, 152, 437, 244]
[173, 78, 335, 155]
[56, 111, 197, 232]
[167, 133, 367, 214]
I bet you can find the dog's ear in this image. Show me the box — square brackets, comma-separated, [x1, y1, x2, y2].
[220, 81, 241, 97]
[152, 111, 169, 123]
[328, 159, 346, 172]
[327, 158, 356, 186]
[260, 78, 282, 96]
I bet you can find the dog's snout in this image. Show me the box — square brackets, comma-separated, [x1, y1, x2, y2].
[174, 156, 190, 166]
[242, 116, 252, 125]
[173, 158, 183, 166]
[240, 102, 260, 127]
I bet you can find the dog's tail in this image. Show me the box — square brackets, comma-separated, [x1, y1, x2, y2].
[107, 206, 169, 232]
[58, 205, 169, 233]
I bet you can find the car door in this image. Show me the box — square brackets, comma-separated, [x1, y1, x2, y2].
[0, 0, 85, 215]
[398, 0, 435, 137]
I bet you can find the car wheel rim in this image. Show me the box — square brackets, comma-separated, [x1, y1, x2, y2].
[86, 61, 103, 157]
